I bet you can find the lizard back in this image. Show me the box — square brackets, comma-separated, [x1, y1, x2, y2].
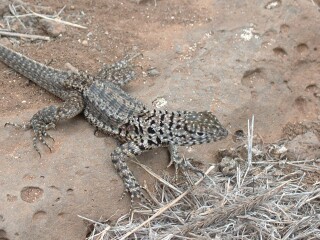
[83, 80, 146, 130]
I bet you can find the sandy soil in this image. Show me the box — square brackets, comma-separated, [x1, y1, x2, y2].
[0, 0, 319, 239]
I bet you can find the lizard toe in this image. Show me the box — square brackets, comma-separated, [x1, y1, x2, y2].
[173, 156, 204, 181]
[4, 121, 31, 130]
[32, 123, 55, 155]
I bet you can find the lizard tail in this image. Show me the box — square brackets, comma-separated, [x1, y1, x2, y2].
[0, 44, 70, 99]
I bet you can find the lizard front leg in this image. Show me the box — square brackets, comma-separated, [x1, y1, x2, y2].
[111, 141, 154, 205]
[5, 91, 84, 156]
[168, 144, 204, 179]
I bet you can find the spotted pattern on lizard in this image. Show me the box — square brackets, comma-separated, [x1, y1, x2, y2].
[0, 43, 228, 205]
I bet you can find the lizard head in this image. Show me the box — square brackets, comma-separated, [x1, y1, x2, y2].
[175, 111, 228, 145]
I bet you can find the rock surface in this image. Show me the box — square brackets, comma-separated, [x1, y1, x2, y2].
[0, 0, 319, 239]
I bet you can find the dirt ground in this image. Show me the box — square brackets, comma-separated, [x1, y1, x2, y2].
[0, 0, 319, 239]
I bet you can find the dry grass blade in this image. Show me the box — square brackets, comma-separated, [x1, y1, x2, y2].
[118, 166, 215, 240]
[177, 181, 289, 236]
[85, 123, 320, 240]
[132, 159, 182, 194]
[29, 11, 87, 29]
[2, 2, 87, 40]
[0, 30, 50, 40]
[8, 4, 26, 29]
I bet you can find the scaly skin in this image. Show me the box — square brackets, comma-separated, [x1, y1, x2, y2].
[110, 109, 228, 202]
[0, 44, 135, 155]
[0, 43, 228, 205]
[0, 44, 84, 155]
[65, 67, 228, 204]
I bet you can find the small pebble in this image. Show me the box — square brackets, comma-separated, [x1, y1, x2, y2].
[65, 63, 79, 73]
[39, 19, 66, 37]
[147, 68, 160, 77]
[152, 97, 167, 108]
[175, 45, 183, 54]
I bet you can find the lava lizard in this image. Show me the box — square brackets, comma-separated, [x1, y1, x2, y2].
[0, 43, 228, 204]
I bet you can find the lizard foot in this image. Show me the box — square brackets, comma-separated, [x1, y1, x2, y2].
[5, 121, 55, 157]
[32, 122, 56, 157]
[123, 178, 153, 210]
[168, 156, 204, 181]
[168, 145, 204, 181]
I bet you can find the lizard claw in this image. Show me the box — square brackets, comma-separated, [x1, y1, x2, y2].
[6, 119, 56, 155]
[123, 180, 153, 210]
[32, 123, 56, 154]
[171, 156, 204, 181]
[4, 121, 31, 130]
[44, 132, 55, 142]
[118, 185, 153, 212]
[5, 120, 54, 155]
[168, 145, 204, 181]
[129, 186, 153, 211]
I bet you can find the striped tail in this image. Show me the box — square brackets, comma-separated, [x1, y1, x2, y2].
[0, 44, 70, 99]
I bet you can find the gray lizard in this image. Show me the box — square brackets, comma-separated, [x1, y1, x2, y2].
[0, 43, 228, 204]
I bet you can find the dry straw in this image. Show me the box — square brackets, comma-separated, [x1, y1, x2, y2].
[84, 120, 320, 239]
[0, 2, 86, 41]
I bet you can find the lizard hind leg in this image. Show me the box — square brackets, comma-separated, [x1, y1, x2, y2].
[5, 106, 58, 156]
[97, 53, 142, 87]
[5, 92, 84, 156]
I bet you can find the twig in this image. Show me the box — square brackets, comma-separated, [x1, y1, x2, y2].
[242, 115, 254, 183]
[5, 4, 86, 29]
[78, 215, 105, 225]
[30, 11, 87, 29]
[4, 13, 35, 18]
[254, 159, 319, 165]
[247, 115, 254, 166]
[88, 225, 111, 240]
[310, 0, 318, 7]
[142, 180, 162, 206]
[282, 216, 311, 240]
[132, 159, 182, 194]
[0, 30, 50, 41]
[118, 165, 215, 240]
[8, 4, 26, 29]
[55, 5, 67, 17]
[97, 225, 110, 240]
